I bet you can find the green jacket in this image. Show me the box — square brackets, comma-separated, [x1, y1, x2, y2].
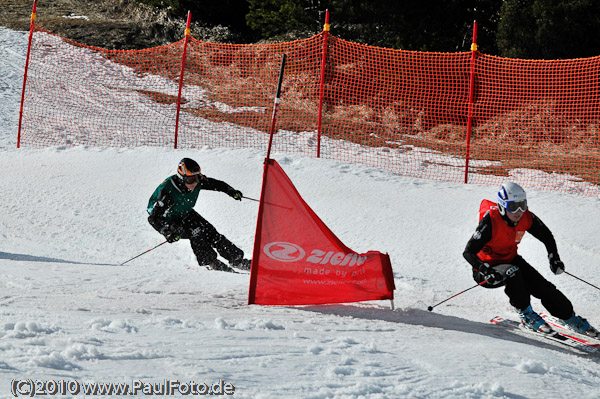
[147, 175, 233, 231]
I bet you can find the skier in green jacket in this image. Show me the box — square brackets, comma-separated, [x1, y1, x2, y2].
[147, 158, 251, 273]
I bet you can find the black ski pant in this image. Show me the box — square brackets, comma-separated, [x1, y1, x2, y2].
[180, 210, 243, 266]
[475, 255, 574, 320]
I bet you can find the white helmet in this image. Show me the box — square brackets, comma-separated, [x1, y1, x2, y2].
[497, 182, 527, 215]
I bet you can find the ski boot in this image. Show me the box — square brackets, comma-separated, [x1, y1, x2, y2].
[517, 305, 552, 334]
[561, 313, 599, 338]
[230, 257, 251, 271]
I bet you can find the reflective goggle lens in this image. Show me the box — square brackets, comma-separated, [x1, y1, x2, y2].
[506, 200, 527, 213]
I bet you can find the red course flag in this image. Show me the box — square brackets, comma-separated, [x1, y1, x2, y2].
[248, 159, 395, 305]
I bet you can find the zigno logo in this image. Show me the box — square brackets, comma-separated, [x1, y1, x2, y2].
[263, 242, 367, 266]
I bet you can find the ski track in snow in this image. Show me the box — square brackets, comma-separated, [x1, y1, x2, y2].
[1, 26, 600, 399]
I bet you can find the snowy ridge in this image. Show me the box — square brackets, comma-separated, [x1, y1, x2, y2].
[1, 26, 600, 398]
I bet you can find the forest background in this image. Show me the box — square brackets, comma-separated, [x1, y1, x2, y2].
[2, 0, 600, 59]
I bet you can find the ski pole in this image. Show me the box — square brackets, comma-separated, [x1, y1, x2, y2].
[427, 280, 488, 311]
[565, 271, 600, 291]
[120, 241, 167, 266]
[242, 196, 292, 210]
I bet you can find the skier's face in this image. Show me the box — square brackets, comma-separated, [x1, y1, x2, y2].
[183, 174, 200, 189]
[185, 180, 198, 190]
[507, 209, 524, 223]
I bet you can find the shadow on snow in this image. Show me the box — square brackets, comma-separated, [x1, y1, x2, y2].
[299, 304, 599, 362]
[0, 251, 118, 266]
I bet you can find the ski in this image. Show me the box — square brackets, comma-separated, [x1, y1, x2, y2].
[539, 313, 600, 344]
[205, 265, 239, 274]
[490, 316, 599, 354]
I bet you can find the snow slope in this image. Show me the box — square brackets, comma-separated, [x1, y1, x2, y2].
[1, 26, 600, 399]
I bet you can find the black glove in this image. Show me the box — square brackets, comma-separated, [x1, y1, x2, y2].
[228, 189, 243, 201]
[479, 262, 504, 285]
[548, 253, 565, 275]
[160, 223, 182, 243]
[483, 271, 504, 285]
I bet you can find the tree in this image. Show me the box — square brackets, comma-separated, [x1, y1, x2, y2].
[136, 0, 255, 41]
[246, 0, 323, 38]
[497, 0, 600, 59]
[246, 0, 501, 52]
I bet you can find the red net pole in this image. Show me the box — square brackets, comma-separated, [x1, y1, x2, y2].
[464, 20, 478, 183]
[173, 11, 192, 149]
[17, 0, 37, 149]
[316, 9, 330, 158]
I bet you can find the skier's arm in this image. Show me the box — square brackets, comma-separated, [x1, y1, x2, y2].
[463, 212, 493, 271]
[201, 176, 242, 199]
[200, 176, 234, 193]
[527, 212, 565, 274]
[527, 212, 559, 255]
[147, 189, 175, 233]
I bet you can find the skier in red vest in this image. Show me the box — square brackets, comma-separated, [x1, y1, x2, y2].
[463, 182, 598, 337]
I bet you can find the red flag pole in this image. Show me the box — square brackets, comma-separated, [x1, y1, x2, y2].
[17, 0, 37, 148]
[265, 54, 287, 160]
[249, 54, 287, 304]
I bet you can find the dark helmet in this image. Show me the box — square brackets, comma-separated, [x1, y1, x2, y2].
[176, 158, 201, 184]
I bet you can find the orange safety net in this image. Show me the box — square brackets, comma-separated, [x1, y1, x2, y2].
[18, 23, 600, 196]
[470, 54, 600, 194]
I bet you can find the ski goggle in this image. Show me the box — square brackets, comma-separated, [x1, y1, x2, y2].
[183, 175, 200, 184]
[505, 199, 527, 213]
